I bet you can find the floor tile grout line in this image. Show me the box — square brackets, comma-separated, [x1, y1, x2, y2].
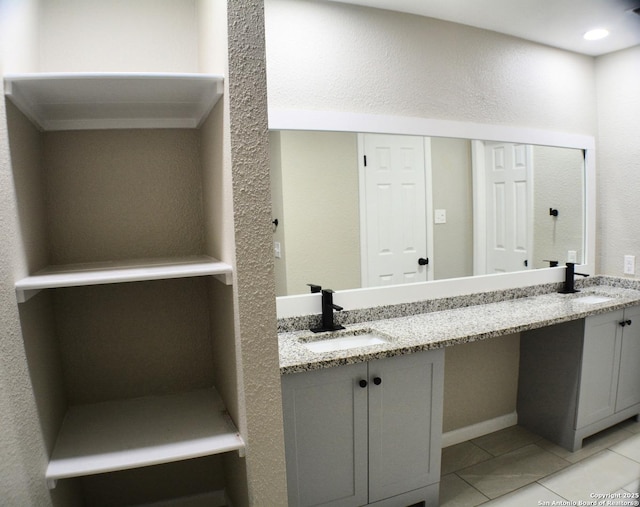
[441, 422, 640, 506]
[451, 471, 491, 505]
[444, 442, 574, 503]
[534, 479, 574, 503]
[470, 435, 545, 458]
[608, 447, 640, 465]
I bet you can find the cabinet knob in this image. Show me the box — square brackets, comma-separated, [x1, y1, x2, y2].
[373, 377, 382, 385]
[359, 379, 368, 388]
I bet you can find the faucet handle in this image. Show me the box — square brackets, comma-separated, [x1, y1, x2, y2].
[307, 283, 322, 293]
[566, 263, 589, 277]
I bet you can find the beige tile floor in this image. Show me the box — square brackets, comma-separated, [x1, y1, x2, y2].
[440, 418, 640, 506]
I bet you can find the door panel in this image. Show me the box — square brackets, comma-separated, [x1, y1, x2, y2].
[282, 363, 368, 507]
[363, 134, 428, 287]
[367, 350, 444, 502]
[577, 311, 623, 428]
[617, 306, 640, 412]
[485, 142, 532, 273]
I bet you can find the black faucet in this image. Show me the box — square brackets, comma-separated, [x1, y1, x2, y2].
[311, 289, 345, 333]
[559, 262, 589, 293]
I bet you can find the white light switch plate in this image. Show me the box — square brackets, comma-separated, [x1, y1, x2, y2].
[434, 209, 447, 224]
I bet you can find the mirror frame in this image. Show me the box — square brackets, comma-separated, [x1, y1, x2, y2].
[270, 109, 596, 318]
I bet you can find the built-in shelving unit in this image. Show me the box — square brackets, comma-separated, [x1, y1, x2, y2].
[4, 73, 224, 131]
[15, 255, 233, 303]
[5, 71, 242, 497]
[46, 388, 244, 488]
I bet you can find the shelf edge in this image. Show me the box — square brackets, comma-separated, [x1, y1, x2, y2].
[4, 73, 224, 132]
[15, 256, 233, 298]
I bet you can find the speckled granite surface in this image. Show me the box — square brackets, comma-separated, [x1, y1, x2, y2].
[278, 277, 640, 374]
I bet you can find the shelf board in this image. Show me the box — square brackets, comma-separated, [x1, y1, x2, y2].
[3, 73, 224, 131]
[46, 388, 245, 488]
[15, 255, 233, 302]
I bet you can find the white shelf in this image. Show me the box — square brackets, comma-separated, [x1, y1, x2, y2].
[15, 255, 233, 302]
[46, 388, 245, 488]
[3, 73, 224, 131]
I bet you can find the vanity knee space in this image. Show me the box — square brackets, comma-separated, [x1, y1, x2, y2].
[518, 305, 640, 452]
[281, 349, 444, 507]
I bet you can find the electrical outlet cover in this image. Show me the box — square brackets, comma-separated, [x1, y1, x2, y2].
[624, 255, 635, 275]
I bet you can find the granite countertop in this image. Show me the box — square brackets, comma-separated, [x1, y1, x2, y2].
[278, 283, 640, 374]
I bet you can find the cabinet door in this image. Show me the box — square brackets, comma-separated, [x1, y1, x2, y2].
[367, 349, 444, 503]
[617, 306, 640, 412]
[281, 363, 368, 507]
[576, 310, 623, 428]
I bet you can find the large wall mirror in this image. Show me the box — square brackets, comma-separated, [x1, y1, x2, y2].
[270, 110, 595, 317]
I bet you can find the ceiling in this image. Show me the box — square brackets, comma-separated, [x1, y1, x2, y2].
[326, 0, 640, 56]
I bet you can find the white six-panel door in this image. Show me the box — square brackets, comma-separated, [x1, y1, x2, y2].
[484, 141, 533, 274]
[359, 134, 430, 287]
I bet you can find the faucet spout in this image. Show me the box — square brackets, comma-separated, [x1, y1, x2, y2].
[559, 262, 589, 294]
[311, 289, 345, 333]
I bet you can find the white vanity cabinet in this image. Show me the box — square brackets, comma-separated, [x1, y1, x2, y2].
[518, 306, 640, 451]
[281, 349, 444, 507]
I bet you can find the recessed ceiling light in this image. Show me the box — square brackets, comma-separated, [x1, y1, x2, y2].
[583, 28, 609, 41]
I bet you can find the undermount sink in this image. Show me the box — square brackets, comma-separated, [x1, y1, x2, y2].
[301, 329, 390, 353]
[573, 294, 614, 305]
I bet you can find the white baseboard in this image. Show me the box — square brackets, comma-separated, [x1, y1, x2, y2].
[442, 411, 518, 448]
[135, 489, 228, 507]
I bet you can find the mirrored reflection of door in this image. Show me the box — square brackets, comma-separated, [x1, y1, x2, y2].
[484, 142, 533, 274]
[360, 134, 430, 287]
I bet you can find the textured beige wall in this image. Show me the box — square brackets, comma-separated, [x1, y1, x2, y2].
[443, 334, 520, 432]
[431, 137, 474, 280]
[276, 130, 361, 296]
[227, 0, 288, 504]
[265, 0, 596, 135]
[532, 146, 585, 268]
[0, 80, 59, 507]
[53, 279, 216, 404]
[269, 131, 288, 296]
[43, 129, 206, 264]
[596, 46, 640, 277]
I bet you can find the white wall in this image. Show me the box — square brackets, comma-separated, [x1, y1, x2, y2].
[0, 0, 39, 73]
[38, 0, 199, 72]
[265, 0, 596, 135]
[595, 45, 640, 277]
